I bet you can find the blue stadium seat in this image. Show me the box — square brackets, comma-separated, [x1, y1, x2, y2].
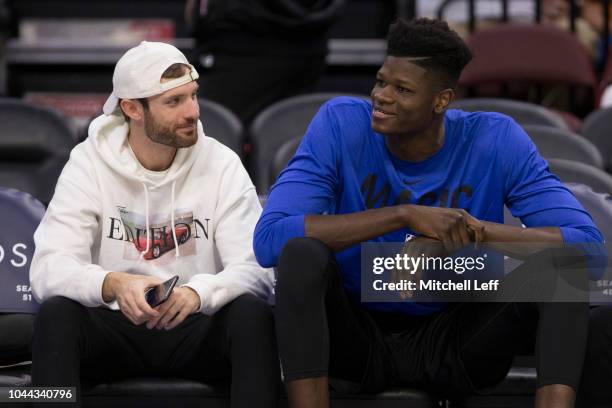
[0, 187, 44, 386]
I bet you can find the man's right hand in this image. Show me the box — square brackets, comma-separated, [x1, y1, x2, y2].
[102, 272, 161, 325]
[306, 203, 486, 253]
[403, 205, 485, 251]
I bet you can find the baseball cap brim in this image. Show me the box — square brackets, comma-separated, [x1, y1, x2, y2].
[103, 93, 120, 115]
[102, 67, 199, 116]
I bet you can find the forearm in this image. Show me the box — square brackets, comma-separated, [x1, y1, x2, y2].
[30, 252, 110, 307]
[305, 205, 409, 251]
[481, 222, 564, 259]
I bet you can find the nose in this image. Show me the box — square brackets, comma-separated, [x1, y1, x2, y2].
[185, 97, 200, 121]
[371, 84, 393, 105]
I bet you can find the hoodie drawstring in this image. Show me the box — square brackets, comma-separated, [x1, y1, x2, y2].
[170, 180, 180, 258]
[140, 183, 151, 259]
[139, 181, 180, 259]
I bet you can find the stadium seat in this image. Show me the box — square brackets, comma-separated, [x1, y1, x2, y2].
[454, 366, 536, 408]
[597, 47, 612, 107]
[582, 107, 612, 171]
[270, 136, 302, 188]
[459, 24, 597, 118]
[0, 98, 74, 204]
[522, 125, 604, 168]
[0, 187, 44, 388]
[548, 159, 612, 194]
[82, 379, 232, 408]
[250, 93, 368, 193]
[450, 98, 570, 130]
[81, 381, 439, 408]
[0, 187, 43, 315]
[327, 388, 439, 408]
[198, 98, 244, 159]
[567, 183, 612, 242]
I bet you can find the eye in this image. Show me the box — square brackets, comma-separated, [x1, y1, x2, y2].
[375, 78, 386, 87]
[396, 86, 411, 94]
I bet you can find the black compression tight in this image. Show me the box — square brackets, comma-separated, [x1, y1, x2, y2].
[275, 237, 589, 395]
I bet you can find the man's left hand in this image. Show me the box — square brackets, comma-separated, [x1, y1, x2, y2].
[146, 286, 201, 330]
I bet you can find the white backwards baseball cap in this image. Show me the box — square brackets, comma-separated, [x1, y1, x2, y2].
[103, 41, 200, 115]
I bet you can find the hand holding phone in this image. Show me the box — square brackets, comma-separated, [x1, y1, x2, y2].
[145, 275, 179, 307]
[102, 271, 162, 325]
[145, 285, 200, 330]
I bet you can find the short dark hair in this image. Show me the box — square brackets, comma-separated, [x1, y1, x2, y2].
[120, 63, 191, 121]
[386, 18, 472, 89]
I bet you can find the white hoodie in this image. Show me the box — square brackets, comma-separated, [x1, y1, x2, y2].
[30, 113, 275, 315]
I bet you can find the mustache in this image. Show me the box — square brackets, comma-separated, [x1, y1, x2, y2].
[176, 120, 197, 129]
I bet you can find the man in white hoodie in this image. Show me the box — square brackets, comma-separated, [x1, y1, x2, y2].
[29, 41, 278, 407]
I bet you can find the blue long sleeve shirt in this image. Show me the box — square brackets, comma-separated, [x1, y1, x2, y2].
[254, 97, 603, 314]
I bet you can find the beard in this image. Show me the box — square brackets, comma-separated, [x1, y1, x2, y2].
[143, 109, 198, 148]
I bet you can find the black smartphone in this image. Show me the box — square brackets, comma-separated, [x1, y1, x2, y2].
[145, 275, 179, 307]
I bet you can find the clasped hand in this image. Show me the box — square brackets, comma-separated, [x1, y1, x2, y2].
[405, 205, 485, 252]
[391, 206, 486, 299]
[102, 272, 200, 329]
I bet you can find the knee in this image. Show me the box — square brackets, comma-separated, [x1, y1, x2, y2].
[225, 294, 275, 341]
[277, 237, 334, 295]
[279, 237, 333, 268]
[35, 297, 85, 338]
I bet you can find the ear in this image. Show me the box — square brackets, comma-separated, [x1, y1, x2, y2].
[434, 88, 454, 114]
[120, 99, 145, 121]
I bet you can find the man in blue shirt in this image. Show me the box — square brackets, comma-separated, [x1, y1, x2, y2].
[254, 18, 604, 408]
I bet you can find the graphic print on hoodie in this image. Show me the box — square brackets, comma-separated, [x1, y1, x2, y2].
[116, 207, 196, 262]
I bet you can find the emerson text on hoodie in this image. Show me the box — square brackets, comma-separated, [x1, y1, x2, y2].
[30, 113, 274, 315]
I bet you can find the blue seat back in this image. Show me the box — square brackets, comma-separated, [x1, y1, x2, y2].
[0, 187, 45, 313]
